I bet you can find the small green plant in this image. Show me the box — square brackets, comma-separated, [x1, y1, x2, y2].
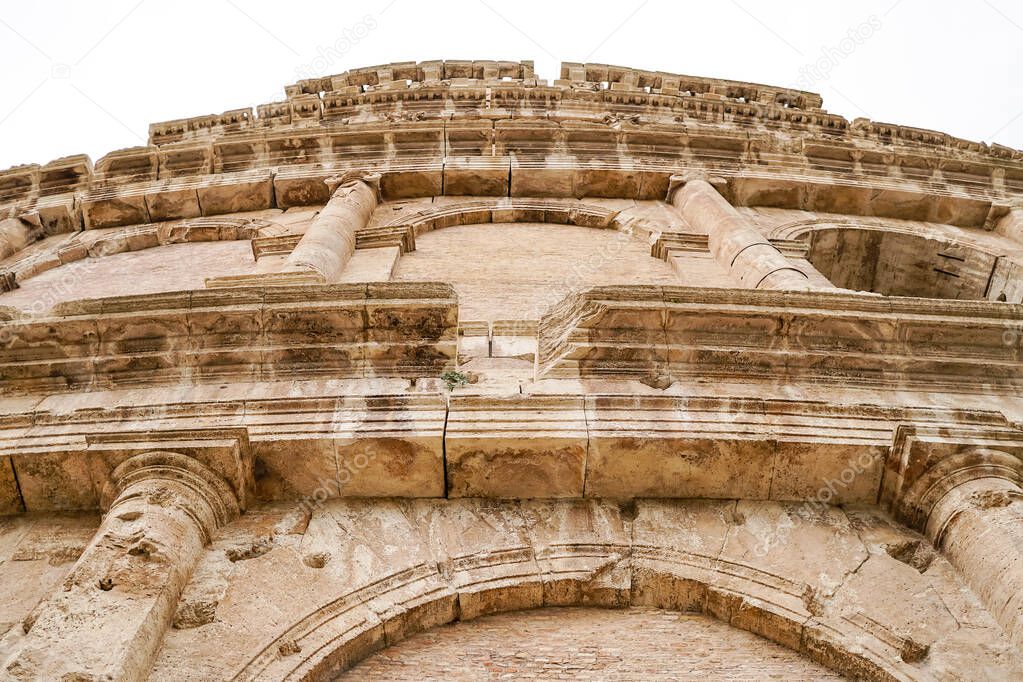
[441, 370, 470, 391]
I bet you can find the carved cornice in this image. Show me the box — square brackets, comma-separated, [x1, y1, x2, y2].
[0, 61, 1020, 259]
[537, 285, 1023, 391]
[0, 282, 458, 394]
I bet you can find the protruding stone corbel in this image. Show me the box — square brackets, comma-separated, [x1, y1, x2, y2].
[849, 150, 865, 174]
[925, 156, 946, 182]
[992, 166, 1007, 191]
[0, 217, 39, 260]
[984, 203, 1012, 232]
[5, 452, 239, 682]
[0, 271, 16, 292]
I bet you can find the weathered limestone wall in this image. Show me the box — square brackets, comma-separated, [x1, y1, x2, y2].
[391, 222, 680, 321]
[143, 498, 1023, 680]
[343, 607, 845, 680]
[0, 208, 317, 312]
[0, 513, 100, 662]
[0, 241, 261, 310]
[0, 58, 1022, 681]
[5, 453, 240, 681]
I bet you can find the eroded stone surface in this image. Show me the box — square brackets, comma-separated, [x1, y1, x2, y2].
[0, 58, 1022, 681]
[138, 498, 1023, 681]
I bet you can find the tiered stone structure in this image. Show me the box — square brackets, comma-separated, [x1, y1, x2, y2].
[0, 59, 1022, 680]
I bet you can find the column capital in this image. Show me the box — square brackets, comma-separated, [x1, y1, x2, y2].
[665, 171, 727, 204]
[898, 447, 1023, 538]
[100, 451, 240, 543]
[326, 170, 382, 202]
[895, 447, 1023, 646]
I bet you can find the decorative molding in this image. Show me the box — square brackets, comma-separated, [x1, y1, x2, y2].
[0, 62, 1018, 264]
[0, 282, 458, 394]
[101, 450, 241, 541]
[651, 233, 810, 260]
[0, 390, 1008, 512]
[537, 285, 1023, 390]
[251, 234, 302, 260]
[885, 424, 1023, 530]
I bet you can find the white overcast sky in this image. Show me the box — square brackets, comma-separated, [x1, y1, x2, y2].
[0, 0, 1021, 170]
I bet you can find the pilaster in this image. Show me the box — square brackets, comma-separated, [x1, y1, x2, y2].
[4, 452, 239, 681]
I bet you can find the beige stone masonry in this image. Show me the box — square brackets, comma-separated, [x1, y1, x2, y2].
[1, 61, 1021, 244]
[536, 285, 1023, 389]
[893, 441, 1023, 650]
[1, 58, 1023, 680]
[668, 174, 825, 290]
[5, 452, 239, 680]
[0, 282, 457, 394]
[283, 173, 380, 281]
[146, 498, 1023, 681]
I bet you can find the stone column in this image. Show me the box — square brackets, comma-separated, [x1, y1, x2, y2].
[903, 449, 1023, 648]
[283, 172, 381, 281]
[667, 173, 822, 290]
[5, 452, 239, 681]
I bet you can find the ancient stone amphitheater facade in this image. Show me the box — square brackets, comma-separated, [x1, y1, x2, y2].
[0, 59, 1022, 680]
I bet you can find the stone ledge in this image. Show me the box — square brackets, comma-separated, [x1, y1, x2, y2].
[537, 285, 1023, 390]
[3, 389, 1007, 513]
[0, 282, 458, 395]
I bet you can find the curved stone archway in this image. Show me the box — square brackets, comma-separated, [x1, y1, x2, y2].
[231, 561, 901, 682]
[360, 198, 628, 254]
[198, 499, 1023, 682]
[339, 606, 845, 680]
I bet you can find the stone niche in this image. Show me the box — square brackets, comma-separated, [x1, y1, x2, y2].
[804, 226, 1016, 301]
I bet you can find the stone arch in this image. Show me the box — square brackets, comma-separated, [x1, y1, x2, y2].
[3, 215, 287, 286]
[361, 198, 628, 254]
[0, 216, 291, 312]
[375, 198, 676, 323]
[768, 219, 1016, 301]
[231, 548, 919, 681]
